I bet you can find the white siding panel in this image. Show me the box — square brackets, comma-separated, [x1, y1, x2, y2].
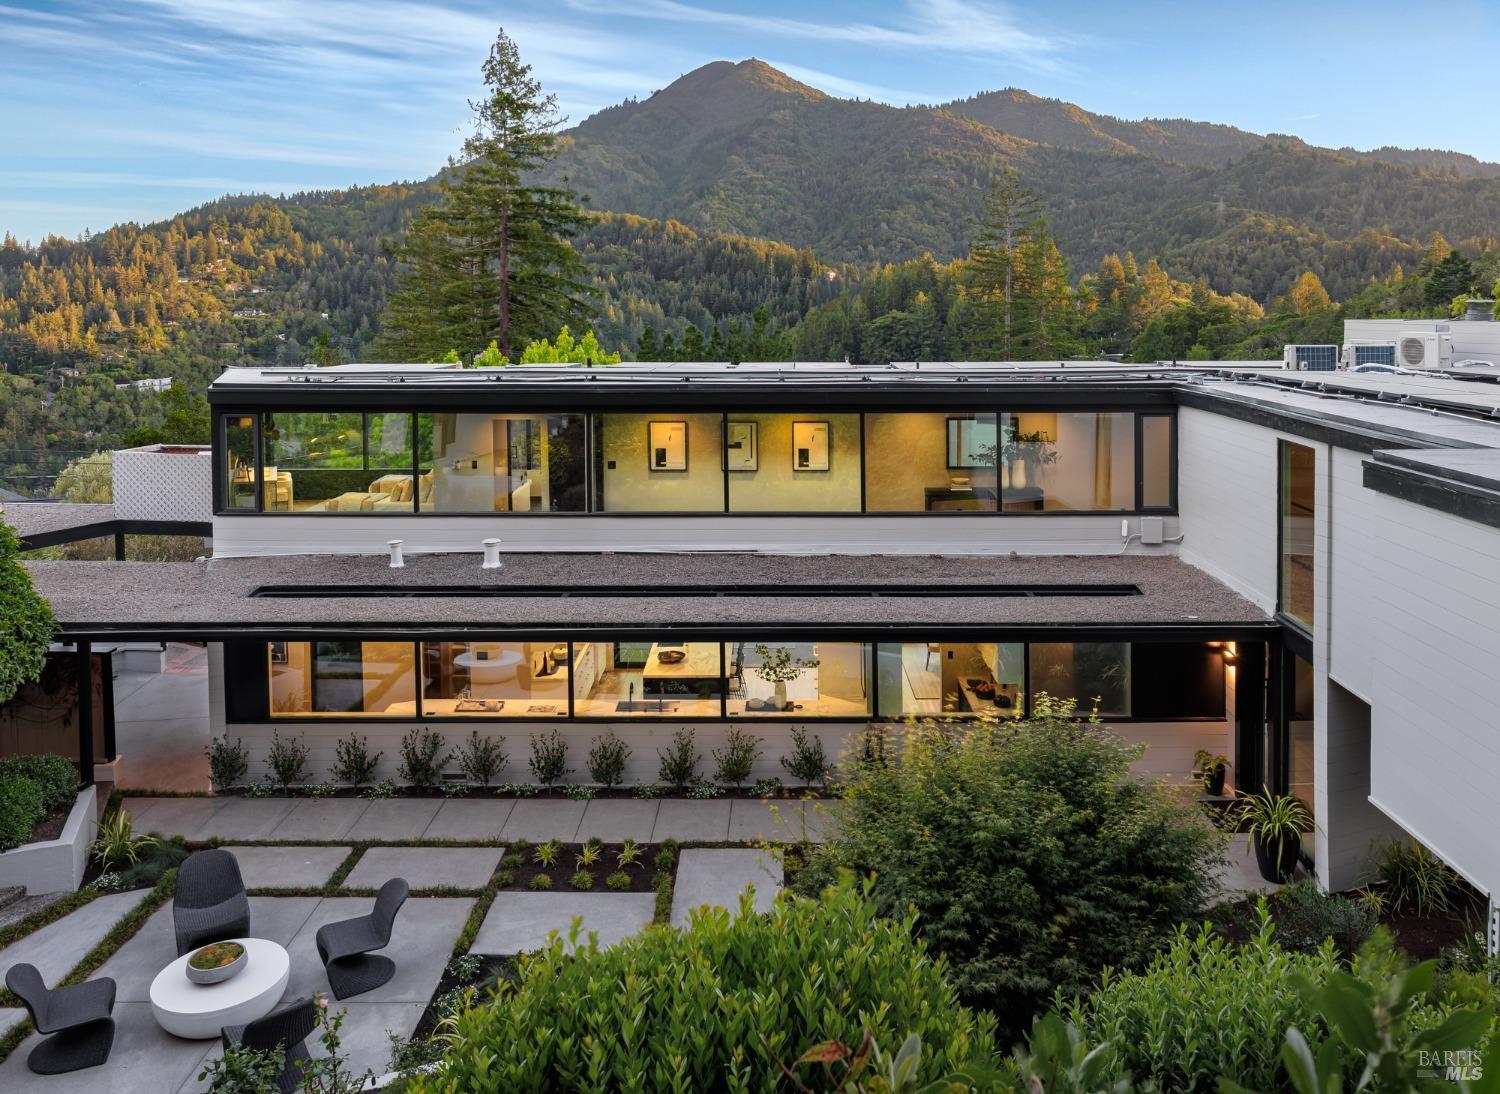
[1175, 407, 1280, 610]
[1327, 449, 1378, 701]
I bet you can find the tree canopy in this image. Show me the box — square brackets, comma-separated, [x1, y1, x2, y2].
[0, 521, 55, 705]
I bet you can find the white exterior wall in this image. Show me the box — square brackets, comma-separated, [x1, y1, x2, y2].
[1364, 491, 1500, 898]
[210, 512, 1180, 558]
[1175, 408, 1279, 609]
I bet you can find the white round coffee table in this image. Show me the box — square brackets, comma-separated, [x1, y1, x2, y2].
[150, 937, 290, 1039]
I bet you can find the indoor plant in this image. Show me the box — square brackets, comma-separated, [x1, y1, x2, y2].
[1195, 749, 1228, 796]
[752, 645, 819, 711]
[1242, 791, 1313, 883]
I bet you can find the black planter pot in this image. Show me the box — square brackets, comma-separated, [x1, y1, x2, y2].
[1252, 831, 1301, 883]
[1202, 764, 1226, 797]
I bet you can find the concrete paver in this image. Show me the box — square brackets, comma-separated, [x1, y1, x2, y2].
[269, 798, 369, 841]
[575, 799, 659, 843]
[222, 845, 351, 889]
[343, 846, 501, 891]
[671, 848, 783, 927]
[470, 891, 655, 954]
[0, 889, 150, 989]
[651, 798, 730, 841]
[421, 798, 514, 841]
[346, 799, 442, 841]
[498, 798, 585, 843]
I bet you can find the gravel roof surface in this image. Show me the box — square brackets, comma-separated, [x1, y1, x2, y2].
[3, 502, 116, 538]
[26, 551, 1269, 631]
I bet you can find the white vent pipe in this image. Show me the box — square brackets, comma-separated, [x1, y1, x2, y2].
[481, 538, 502, 570]
[387, 540, 405, 568]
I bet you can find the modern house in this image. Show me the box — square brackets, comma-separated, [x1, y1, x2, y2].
[14, 357, 1500, 949]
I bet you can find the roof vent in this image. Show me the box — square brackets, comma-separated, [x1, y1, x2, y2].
[481, 538, 502, 570]
[387, 540, 405, 569]
[1465, 298, 1496, 322]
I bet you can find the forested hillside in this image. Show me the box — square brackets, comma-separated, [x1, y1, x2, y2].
[5, 58, 1500, 494]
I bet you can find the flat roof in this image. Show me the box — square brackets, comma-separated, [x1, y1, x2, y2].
[3, 502, 117, 544]
[26, 552, 1271, 640]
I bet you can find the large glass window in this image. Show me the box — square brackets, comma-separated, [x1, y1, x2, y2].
[594, 413, 725, 512]
[572, 641, 723, 716]
[1028, 642, 1131, 716]
[1279, 441, 1315, 629]
[729, 641, 870, 717]
[262, 412, 414, 513]
[223, 415, 258, 510]
[865, 413, 998, 512]
[727, 414, 861, 512]
[1140, 415, 1173, 510]
[1001, 412, 1135, 512]
[421, 641, 568, 717]
[419, 413, 585, 512]
[876, 641, 1022, 718]
[269, 641, 417, 716]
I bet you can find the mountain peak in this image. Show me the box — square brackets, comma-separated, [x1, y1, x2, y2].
[658, 59, 826, 102]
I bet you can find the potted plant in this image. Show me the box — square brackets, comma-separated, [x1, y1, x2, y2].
[187, 941, 247, 984]
[1242, 791, 1313, 883]
[1195, 749, 1228, 796]
[752, 645, 819, 711]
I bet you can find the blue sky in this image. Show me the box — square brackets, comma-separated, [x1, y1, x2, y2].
[3, 0, 1497, 243]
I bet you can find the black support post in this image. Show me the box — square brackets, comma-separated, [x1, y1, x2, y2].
[76, 642, 95, 787]
[113, 532, 126, 560]
[1233, 640, 1268, 796]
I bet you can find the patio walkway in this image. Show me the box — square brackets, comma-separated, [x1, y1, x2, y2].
[124, 795, 831, 845]
[0, 894, 471, 1093]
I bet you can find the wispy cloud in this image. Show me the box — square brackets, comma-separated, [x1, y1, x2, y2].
[1285, 112, 1321, 121]
[565, 0, 1071, 71]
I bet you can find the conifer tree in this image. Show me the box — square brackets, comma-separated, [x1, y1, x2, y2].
[969, 170, 1043, 358]
[377, 29, 591, 361]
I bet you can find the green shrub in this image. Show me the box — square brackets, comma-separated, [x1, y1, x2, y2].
[569, 869, 594, 890]
[529, 873, 553, 891]
[412, 879, 998, 1092]
[795, 707, 1226, 1034]
[0, 753, 77, 814]
[0, 522, 55, 705]
[711, 726, 762, 788]
[781, 726, 829, 786]
[205, 736, 249, 791]
[1062, 906, 1339, 1090]
[399, 728, 450, 789]
[1274, 879, 1380, 956]
[1373, 838, 1459, 916]
[456, 730, 507, 787]
[265, 730, 309, 791]
[528, 729, 570, 787]
[587, 729, 630, 788]
[606, 870, 631, 891]
[657, 727, 699, 791]
[0, 774, 43, 852]
[91, 807, 156, 871]
[331, 733, 382, 788]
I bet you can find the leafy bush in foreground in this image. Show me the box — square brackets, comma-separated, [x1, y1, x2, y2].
[0, 774, 43, 852]
[0, 753, 77, 814]
[412, 879, 998, 1092]
[794, 700, 1226, 1034]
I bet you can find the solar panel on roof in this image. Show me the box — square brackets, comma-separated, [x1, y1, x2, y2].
[1295, 346, 1339, 371]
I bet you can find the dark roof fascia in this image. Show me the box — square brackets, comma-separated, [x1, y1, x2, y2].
[207, 379, 1182, 412]
[1174, 385, 1474, 455]
[1363, 454, 1500, 532]
[51, 619, 1279, 644]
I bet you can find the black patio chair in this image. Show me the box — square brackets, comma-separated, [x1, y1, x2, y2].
[315, 877, 409, 999]
[222, 995, 317, 1094]
[5, 962, 116, 1075]
[174, 848, 250, 956]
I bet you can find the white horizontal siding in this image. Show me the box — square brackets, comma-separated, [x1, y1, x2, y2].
[210, 513, 1179, 558]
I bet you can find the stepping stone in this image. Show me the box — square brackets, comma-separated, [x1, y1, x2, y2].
[270, 798, 369, 841]
[221, 845, 351, 889]
[470, 892, 655, 954]
[284, 897, 472, 1005]
[126, 796, 222, 840]
[498, 798, 585, 843]
[0, 890, 150, 988]
[0, 1001, 215, 1094]
[422, 798, 514, 841]
[343, 846, 502, 891]
[728, 799, 832, 843]
[575, 799, 659, 843]
[346, 799, 441, 841]
[203, 798, 295, 840]
[671, 848, 782, 927]
[651, 798, 730, 841]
